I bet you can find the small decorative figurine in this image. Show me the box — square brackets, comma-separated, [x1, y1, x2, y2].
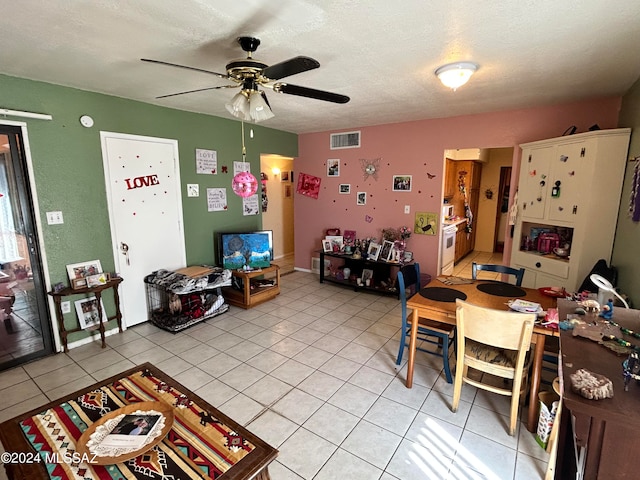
[599, 299, 614, 320]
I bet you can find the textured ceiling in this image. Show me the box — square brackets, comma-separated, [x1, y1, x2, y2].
[1, 0, 640, 134]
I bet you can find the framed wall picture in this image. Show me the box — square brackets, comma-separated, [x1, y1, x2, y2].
[327, 159, 340, 177]
[392, 175, 412, 192]
[75, 296, 108, 330]
[281, 170, 289, 182]
[414, 212, 438, 235]
[339, 184, 351, 194]
[356, 192, 367, 205]
[367, 242, 381, 261]
[380, 240, 395, 262]
[67, 260, 103, 282]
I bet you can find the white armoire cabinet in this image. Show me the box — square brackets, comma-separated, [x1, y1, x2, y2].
[510, 128, 631, 291]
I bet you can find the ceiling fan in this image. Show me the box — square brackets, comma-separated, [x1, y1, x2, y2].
[141, 36, 350, 122]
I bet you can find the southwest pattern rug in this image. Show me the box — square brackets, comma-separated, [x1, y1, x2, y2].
[19, 367, 255, 479]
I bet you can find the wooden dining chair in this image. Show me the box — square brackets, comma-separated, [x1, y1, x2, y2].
[395, 263, 456, 383]
[452, 299, 535, 436]
[472, 262, 525, 286]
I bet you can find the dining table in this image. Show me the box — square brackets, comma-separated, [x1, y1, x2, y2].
[405, 277, 559, 432]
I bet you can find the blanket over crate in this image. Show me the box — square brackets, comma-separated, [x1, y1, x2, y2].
[145, 266, 232, 332]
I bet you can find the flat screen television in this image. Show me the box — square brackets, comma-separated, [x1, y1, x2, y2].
[216, 230, 273, 270]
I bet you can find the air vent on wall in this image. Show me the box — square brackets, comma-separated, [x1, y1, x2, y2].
[330, 131, 361, 149]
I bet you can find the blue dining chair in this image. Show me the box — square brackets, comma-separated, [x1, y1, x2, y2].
[395, 263, 456, 383]
[472, 263, 525, 286]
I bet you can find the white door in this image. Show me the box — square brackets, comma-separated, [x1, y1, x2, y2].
[101, 132, 186, 327]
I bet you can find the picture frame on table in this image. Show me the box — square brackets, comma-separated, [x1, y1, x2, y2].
[367, 242, 381, 261]
[75, 296, 108, 330]
[361, 269, 374, 284]
[380, 240, 395, 262]
[86, 272, 111, 287]
[325, 235, 344, 252]
[403, 251, 413, 262]
[322, 240, 333, 253]
[67, 260, 103, 282]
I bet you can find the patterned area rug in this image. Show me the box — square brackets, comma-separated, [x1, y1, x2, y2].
[19, 367, 256, 479]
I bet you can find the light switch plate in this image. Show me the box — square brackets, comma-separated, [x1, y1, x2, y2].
[46, 211, 64, 224]
[404, 205, 410, 214]
[187, 184, 199, 197]
[61, 301, 71, 314]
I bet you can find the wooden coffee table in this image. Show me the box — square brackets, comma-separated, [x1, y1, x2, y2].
[0, 363, 277, 480]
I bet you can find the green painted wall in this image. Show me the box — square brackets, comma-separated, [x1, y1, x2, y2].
[615, 77, 640, 307]
[0, 74, 297, 341]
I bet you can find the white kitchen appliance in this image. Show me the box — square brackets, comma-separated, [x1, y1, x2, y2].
[442, 204, 454, 221]
[441, 224, 457, 275]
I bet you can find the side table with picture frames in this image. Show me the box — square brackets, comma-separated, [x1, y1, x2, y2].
[317, 250, 411, 297]
[47, 277, 124, 352]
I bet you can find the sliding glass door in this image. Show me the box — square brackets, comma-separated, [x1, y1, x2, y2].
[0, 124, 53, 371]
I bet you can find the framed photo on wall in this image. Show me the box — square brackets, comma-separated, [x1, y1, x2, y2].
[392, 175, 412, 192]
[339, 184, 351, 194]
[327, 159, 340, 176]
[356, 192, 367, 205]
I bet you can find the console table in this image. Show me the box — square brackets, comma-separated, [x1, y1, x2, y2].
[47, 277, 123, 352]
[318, 250, 409, 296]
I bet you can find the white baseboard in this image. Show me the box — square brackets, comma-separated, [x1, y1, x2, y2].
[62, 327, 123, 352]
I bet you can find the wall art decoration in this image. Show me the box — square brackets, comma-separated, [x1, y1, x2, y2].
[357, 192, 367, 205]
[195, 148, 217, 174]
[414, 212, 438, 235]
[296, 173, 321, 199]
[207, 188, 228, 211]
[360, 158, 380, 181]
[339, 184, 351, 194]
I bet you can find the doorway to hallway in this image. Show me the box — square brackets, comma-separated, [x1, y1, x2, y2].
[260, 154, 295, 275]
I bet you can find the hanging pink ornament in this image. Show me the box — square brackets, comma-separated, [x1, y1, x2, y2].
[232, 171, 258, 198]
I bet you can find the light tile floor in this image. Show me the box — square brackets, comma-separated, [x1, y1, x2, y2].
[0, 253, 552, 480]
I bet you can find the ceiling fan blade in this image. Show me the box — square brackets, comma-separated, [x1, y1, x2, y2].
[262, 56, 320, 80]
[141, 58, 228, 79]
[273, 83, 350, 103]
[156, 84, 239, 99]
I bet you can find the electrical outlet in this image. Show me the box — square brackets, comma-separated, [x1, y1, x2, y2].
[46, 211, 64, 225]
[404, 205, 410, 214]
[61, 301, 71, 314]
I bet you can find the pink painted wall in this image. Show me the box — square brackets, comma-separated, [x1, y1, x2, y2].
[296, 97, 622, 279]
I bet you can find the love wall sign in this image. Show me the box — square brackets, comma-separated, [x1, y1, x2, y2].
[124, 174, 160, 190]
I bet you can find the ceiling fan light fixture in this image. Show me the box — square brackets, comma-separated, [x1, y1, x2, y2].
[435, 62, 478, 90]
[248, 90, 274, 122]
[225, 91, 251, 120]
